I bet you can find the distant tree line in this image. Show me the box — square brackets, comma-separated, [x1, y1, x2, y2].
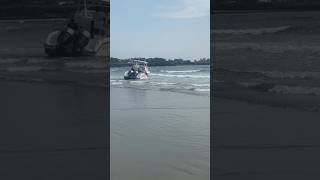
[111, 57, 210, 67]
[212, 0, 320, 11]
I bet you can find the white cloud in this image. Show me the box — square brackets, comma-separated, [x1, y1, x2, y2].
[155, 0, 209, 19]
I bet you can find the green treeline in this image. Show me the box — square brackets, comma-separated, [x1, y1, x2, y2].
[111, 57, 210, 67]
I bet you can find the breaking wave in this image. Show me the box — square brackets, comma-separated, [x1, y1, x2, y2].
[0, 58, 25, 64]
[269, 85, 320, 96]
[194, 88, 210, 92]
[160, 70, 201, 73]
[192, 84, 210, 87]
[5, 66, 44, 72]
[0, 26, 21, 31]
[216, 68, 320, 80]
[150, 82, 177, 85]
[64, 61, 106, 69]
[212, 26, 291, 35]
[151, 73, 209, 79]
[111, 82, 123, 85]
[258, 71, 320, 79]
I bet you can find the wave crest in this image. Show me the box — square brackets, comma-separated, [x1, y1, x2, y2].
[160, 70, 201, 73]
[212, 26, 291, 35]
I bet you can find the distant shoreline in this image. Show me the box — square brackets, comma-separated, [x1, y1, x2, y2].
[111, 57, 210, 67]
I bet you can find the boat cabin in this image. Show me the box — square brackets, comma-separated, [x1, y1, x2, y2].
[130, 60, 149, 73]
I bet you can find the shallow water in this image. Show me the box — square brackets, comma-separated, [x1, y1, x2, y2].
[111, 65, 210, 96]
[110, 87, 210, 180]
[213, 11, 320, 110]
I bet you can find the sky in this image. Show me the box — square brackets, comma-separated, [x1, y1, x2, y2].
[111, 0, 210, 60]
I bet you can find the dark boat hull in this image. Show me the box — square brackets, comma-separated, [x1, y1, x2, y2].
[124, 71, 148, 80]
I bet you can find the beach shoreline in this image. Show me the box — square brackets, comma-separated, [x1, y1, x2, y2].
[111, 86, 210, 180]
[0, 79, 108, 179]
[213, 97, 320, 179]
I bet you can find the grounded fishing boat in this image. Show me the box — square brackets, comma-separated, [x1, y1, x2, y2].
[124, 60, 150, 80]
[44, 0, 109, 57]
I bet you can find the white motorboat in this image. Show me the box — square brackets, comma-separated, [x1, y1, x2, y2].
[124, 60, 150, 80]
[44, 0, 109, 57]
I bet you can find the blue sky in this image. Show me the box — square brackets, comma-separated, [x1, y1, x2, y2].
[111, 0, 210, 60]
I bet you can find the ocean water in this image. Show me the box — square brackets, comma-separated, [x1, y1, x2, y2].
[213, 11, 320, 111]
[111, 65, 210, 96]
[212, 11, 320, 179]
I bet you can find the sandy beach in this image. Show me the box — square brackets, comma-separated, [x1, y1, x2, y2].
[213, 97, 320, 179]
[0, 80, 108, 179]
[111, 87, 210, 180]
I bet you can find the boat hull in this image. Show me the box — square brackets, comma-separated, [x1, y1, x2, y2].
[44, 30, 108, 57]
[124, 71, 148, 80]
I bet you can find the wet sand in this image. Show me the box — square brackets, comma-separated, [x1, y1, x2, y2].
[111, 87, 210, 180]
[0, 80, 108, 180]
[213, 97, 320, 179]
